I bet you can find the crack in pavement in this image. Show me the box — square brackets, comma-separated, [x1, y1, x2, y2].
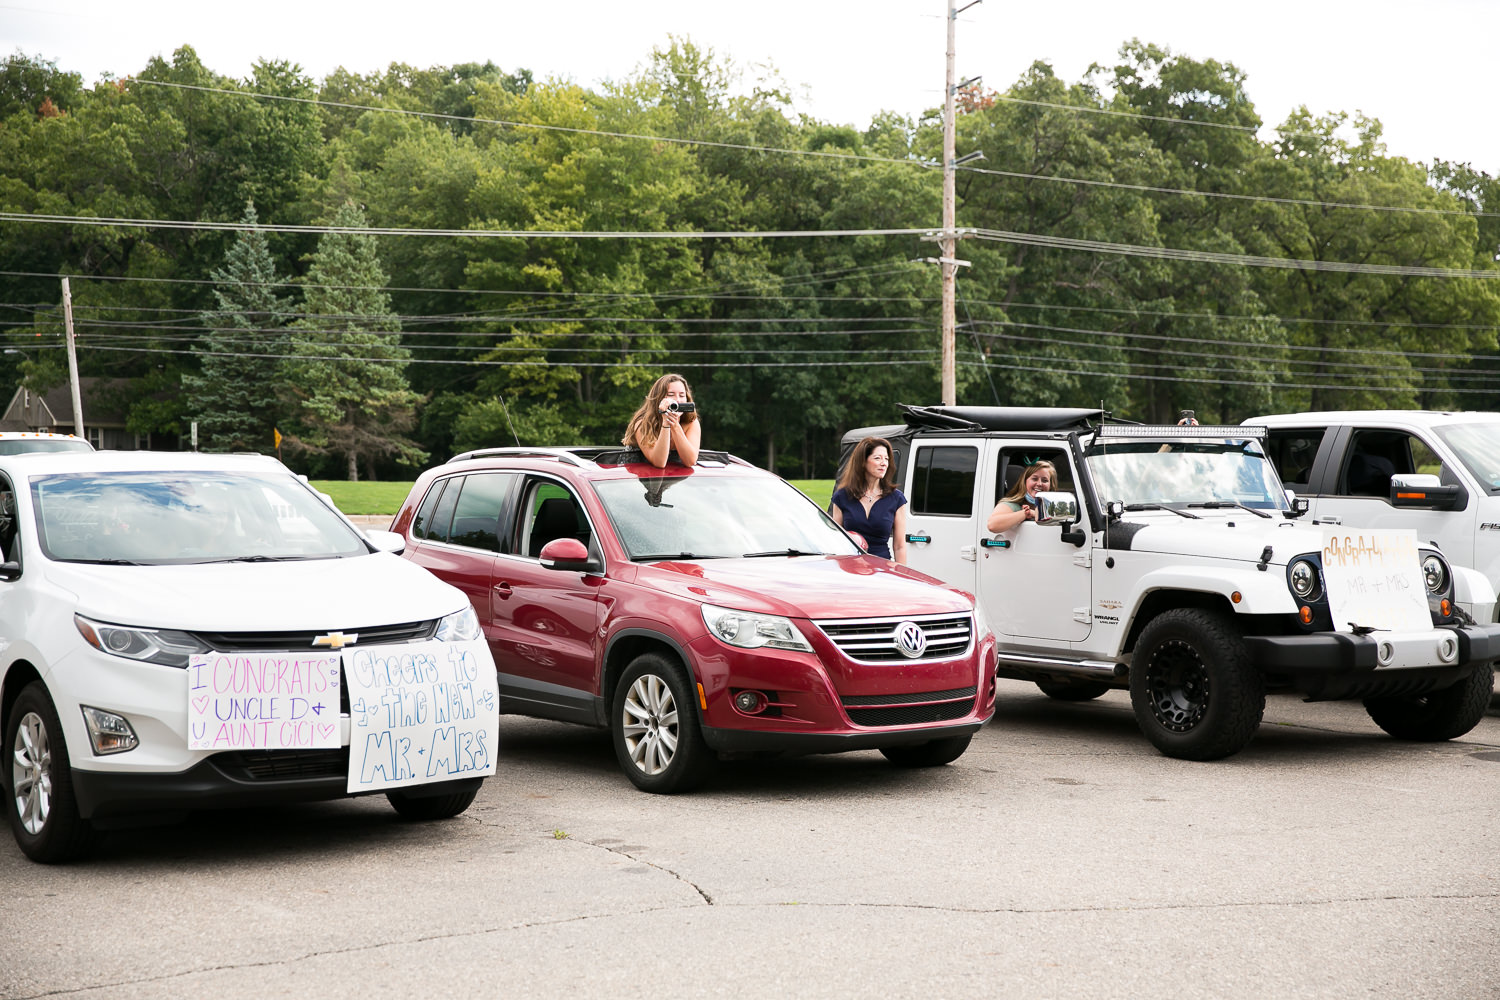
[571, 835, 715, 905]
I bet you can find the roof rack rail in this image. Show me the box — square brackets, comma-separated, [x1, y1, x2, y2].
[447, 447, 588, 467]
[899, 404, 1105, 432]
[589, 447, 747, 468]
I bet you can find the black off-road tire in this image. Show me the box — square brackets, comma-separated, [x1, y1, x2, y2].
[1128, 609, 1265, 761]
[611, 652, 715, 793]
[385, 783, 480, 821]
[879, 734, 973, 767]
[1363, 665, 1494, 741]
[1035, 678, 1113, 702]
[5, 682, 94, 863]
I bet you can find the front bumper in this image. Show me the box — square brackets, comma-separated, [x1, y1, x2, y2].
[69, 750, 482, 826]
[1243, 623, 1500, 673]
[702, 718, 987, 755]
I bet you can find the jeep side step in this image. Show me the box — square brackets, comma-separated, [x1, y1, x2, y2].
[995, 652, 1126, 684]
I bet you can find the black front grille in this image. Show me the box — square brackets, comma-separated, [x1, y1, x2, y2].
[845, 698, 975, 728]
[841, 686, 977, 707]
[190, 619, 437, 651]
[212, 748, 349, 782]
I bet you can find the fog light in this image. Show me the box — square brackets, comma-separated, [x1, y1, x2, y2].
[1437, 635, 1458, 663]
[733, 690, 768, 715]
[1299, 606, 1313, 624]
[81, 706, 138, 755]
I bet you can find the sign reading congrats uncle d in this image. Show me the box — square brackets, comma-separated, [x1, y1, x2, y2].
[187, 652, 342, 751]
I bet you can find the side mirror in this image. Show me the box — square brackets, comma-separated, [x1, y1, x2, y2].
[1034, 491, 1079, 526]
[1390, 473, 1465, 511]
[364, 529, 406, 555]
[1036, 491, 1086, 548]
[539, 537, 594, 572]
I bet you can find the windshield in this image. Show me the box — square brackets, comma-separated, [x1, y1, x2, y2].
[593, 475, 859, 560]
[1434, 421, 1500, 493]
[1085, 438, 1289, 510]
[30, 470, 369, 564]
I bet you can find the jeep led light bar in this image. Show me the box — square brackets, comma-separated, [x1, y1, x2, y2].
[1094, 423, 1268, 440]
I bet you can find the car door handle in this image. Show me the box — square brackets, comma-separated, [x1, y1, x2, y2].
[493, 582, 513, 599]
[981, 538, 1010, 549]
[906, 533, 931, 543]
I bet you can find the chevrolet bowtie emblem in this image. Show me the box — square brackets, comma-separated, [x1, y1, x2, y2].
[312, 631, 358, 649]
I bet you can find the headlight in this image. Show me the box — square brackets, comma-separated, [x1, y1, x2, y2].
[1288, 559, 1320, 600]
[970, 595, 994, 642]
[435, 605, 482, 642]
[701, 603, 812, 652]
[1421, 554, 1449, 594]
[74, 615, 208, 668]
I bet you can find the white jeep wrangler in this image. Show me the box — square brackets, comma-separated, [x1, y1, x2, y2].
[842, 406, 1500, 760]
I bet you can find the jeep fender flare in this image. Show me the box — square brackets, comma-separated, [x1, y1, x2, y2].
[1449, 564, 1497, 623]
[1125, 566, 1296, 618]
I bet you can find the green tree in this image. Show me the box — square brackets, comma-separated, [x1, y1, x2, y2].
[182, 200, 292, 452]
[283, 202, 426, 479]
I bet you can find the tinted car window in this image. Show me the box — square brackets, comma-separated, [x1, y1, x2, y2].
[426, 477, 463, 543]
[911, 446, 977, 516]
[411, 478, 449, 540]
[447, 473, 515, 552]
[1263, 429, 1324, 488]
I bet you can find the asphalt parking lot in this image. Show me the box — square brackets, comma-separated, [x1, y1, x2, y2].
[4, 683, 1498, 1000]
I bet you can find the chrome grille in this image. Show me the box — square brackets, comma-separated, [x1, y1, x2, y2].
[814, 613, 973, 663]
[189, 619, 438, 651]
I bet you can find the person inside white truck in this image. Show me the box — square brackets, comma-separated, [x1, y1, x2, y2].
[986, 460, 1056, 533]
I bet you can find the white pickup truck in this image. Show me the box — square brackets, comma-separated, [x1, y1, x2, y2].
[842, 405, 1500, 760]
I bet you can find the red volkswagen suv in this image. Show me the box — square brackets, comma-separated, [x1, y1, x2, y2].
[392, 447, 996, 792]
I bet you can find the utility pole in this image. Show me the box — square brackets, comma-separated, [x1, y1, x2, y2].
[60, 277, 85, 443]
[938, 0, 982, 406]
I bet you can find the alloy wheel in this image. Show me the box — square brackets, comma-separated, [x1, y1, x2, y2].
[620, 673, 679, 775]
[12, 710, 52, 835]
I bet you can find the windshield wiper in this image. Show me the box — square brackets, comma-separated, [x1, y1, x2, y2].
[633, 552, 724, 562]
[1122, 503, 1200, 519]
[216, 554, 303, 562]
[1184, 501, 1272, 519]
[741, 548, 826, 558]
[69, 557, 147, 565]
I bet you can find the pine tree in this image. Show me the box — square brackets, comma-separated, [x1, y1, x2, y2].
[283, 202, 426, 480]
[183, 200, 291, 453]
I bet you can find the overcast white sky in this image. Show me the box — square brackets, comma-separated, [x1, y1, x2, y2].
[7, 0, 1496, 172]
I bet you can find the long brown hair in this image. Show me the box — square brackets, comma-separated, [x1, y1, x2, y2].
[622, 373, 697, 449]
[837, 437, 896, 499]
[1002, 460, 1057, 504]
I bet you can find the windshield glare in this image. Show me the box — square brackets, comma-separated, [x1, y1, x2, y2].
[30, 470, 368, 564]
[593, 475, 858, 560]
[1085, 439, 1289, 509]
[1434, 422, 1500, 492]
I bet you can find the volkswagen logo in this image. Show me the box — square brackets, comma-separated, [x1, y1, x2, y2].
[893, 620, 927, 659]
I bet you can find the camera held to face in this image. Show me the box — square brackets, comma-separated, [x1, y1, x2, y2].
[665, 401, 696, 414]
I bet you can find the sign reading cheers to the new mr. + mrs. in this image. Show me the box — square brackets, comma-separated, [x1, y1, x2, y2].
[186, 638, 499, 793]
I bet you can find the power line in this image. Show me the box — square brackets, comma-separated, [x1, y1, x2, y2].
[0, 211, 930, 240]
[970, 229, 1500, 279]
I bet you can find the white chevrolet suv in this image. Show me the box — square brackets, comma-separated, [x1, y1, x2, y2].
[0, 451, 499, 863]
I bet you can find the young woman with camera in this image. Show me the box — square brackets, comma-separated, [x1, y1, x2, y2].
[624, 372, 701, 468]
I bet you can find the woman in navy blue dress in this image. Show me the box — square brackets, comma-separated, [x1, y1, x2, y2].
[829, 436, 908, 564]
